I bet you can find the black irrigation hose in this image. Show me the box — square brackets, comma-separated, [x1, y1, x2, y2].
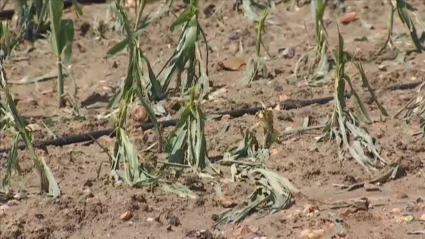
[0, 81, 422, 154]
[0, 0, 107, 20]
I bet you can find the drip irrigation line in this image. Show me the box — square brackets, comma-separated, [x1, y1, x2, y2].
[0, 80, 422, 154]
[0, 0, 107, 20]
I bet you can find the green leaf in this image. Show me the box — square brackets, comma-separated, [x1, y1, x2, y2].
[48, 0, 64, 56]
[107, 38, 129, 56]
[60, 19, 74, 65]
[170, 6, 195, 32]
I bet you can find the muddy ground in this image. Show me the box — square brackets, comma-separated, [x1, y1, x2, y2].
[1, 0, 425, 238]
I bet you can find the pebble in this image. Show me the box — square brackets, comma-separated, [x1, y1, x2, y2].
[364, 183, 379, 192]
[419, 214, 425, 221]
[391, 208, 402, 213]
[120, 211, 133, 221]
[279, 47, 295, 59]
[300, 229, 325, 239]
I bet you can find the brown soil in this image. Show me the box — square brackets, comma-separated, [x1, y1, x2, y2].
[1, 1, 425, 239]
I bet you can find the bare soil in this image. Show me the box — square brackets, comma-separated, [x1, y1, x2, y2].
[1, 1, 425, 238]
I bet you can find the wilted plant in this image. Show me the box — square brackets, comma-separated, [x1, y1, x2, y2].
[378, 0, 424, 54]
[165, 85, 218, 173]
[0, 60, 60, 198]
[294, 0, 330, 86]
[319, 26, 388, 174]
[395, 78, 425, 134]
[106, 2, 162, 186]
[156, 0, 210, 98]
[214, 108, 297, 225]
[245, 8, 270, 83]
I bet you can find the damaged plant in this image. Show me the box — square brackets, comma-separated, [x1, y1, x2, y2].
[394, 77, 425, 135]
[294, 0, 330, 86]
[156, 0, 210, 98]
[213, 108, 298, 225]
[378, 0, 424, 55]
[0, 60, 60, 198]
[319, 26, 389, 174]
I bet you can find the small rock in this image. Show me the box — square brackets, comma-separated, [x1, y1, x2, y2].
[279, 47, 295, 59]
[87, 197, 102, 206]
[364, 183, 379, 192]
[401, 214, 414, 223]
[221, 114, 232, 121]
[391, 208, 402, 213]
[377, 65, 387, 71]
[166, 224, 172, 231]
[203, 4, 216, 18]
[0, 204, 10, 210]
[300, 229, 325, 239]
[146, 217, 155, 222]
[249, 225, 259, 233]
[120, 211, 133, 221]
[395, 193, 408, 199]
[340, 208, 355, 217]
[27, 123, 42, 132]
[218, 56, 246, 71]
[340, 12, 357, 24]
[419, 214, 425, 221]
[227, 30, 241, 40]
[97, 135, 114, 146]
[130, 104, 148, 123]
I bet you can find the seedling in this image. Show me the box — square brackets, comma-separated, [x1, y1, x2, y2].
[245, 8, 270, 83]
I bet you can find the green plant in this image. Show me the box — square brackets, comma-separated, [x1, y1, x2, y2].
[48, 0, 78, 108]
[294, 0, 330, 86]
[245, 8, 270, 83]
[319, 26, 388, 174]
[0, 62, 60, 198]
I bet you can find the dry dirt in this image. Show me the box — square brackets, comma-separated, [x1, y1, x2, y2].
[1, 0, 425, 238]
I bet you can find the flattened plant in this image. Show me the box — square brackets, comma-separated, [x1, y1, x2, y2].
[378, 0, 424, 54]
[319, 27, 388, 174]
[214, 108, 297, 225]
[294, 0, 330, 86]
[0, 60, 60, 198]
[245, 8, 270, 83]
[165, 85, 217, 173]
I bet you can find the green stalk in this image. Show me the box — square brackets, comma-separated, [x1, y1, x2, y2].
[57, 57, 65, 107]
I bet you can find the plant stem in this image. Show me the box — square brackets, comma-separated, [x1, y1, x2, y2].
[57, 58, 65, 108]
